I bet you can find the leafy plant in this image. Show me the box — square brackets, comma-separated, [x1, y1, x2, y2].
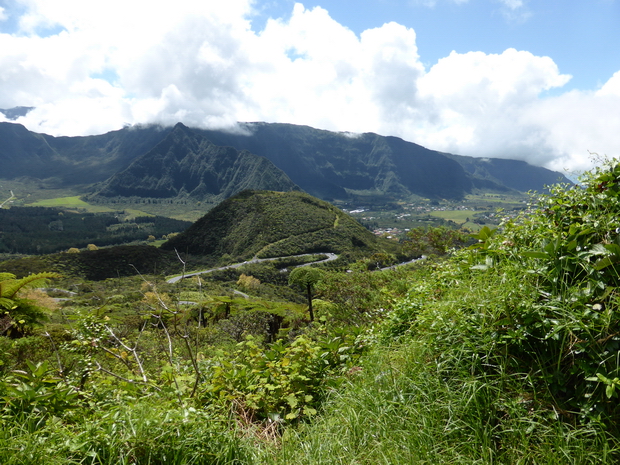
[0, 272, 60, 337]
[0, 360, 78, 419]
[289, 267, 324, 322]
[381, 158, 620, 431]
[203, 333, 364, 423]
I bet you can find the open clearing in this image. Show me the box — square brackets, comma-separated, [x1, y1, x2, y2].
[28, 196, 113, 212]
[429, 210, 473, 224]
[28, 196, 152, 217]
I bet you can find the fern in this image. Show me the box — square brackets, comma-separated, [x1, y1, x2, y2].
[0, 272, 61, 336]
[0, 272, 61, 300]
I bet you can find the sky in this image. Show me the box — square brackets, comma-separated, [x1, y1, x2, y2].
[0, 0, 619, 175]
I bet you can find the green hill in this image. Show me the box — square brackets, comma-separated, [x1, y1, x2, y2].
[161, 190, 400, 260]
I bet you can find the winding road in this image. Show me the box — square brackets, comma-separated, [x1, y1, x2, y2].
[166, 252, 425, 284]
[166, 253, 338, 284]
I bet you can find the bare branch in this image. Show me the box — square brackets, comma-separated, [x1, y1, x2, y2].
[105, 325, 148, 383]
[94, 361, 160, 391]
[175, 248, 186, 281]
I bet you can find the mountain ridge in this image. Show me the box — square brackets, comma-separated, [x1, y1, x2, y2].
[0, 121, 570, 203]
[91, 123, 299, 201]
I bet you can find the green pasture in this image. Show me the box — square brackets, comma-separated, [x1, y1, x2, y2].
[465, 193, 527, 206]
[429, 209, 473, 224]
[27, 196, 153, 217]
[28, 196, 113, 212]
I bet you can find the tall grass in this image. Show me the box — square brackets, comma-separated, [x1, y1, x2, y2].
[0, 399, 254, 464]
[266, 224, 620, 464]
[266, 343, 616, 464]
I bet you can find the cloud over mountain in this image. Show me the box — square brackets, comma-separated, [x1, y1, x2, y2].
[0, 0, 618, 174]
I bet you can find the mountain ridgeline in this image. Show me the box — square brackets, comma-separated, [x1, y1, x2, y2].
[92, 123, 299, 201]
[0, 120, 570, 203]
[197, 124, 472, 199]
[161, 190, 398, 261]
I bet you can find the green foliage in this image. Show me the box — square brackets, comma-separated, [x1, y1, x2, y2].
[0, 245, 181, 281]
[381, 159, 620, 432]
[0, 271, 60, 336]
[0, 398, 253, 464]
[0, 360, 78, 419]
[0, 206, 190, 254]
[315, 267, 413, 327]
[203, 333, 364, 423]
[0, 158, 599, 463]
[403, 225, 469, 256]
[268, 345, 616, 465]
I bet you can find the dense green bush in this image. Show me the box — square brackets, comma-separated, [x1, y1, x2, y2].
[202, 332, 365, 423]
[0, 271, 60, 337]
[382, 160, 620, 431]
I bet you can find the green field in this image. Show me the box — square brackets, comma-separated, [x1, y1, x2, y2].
[465, 192, 528, 205]
[28, 196, 154, 217]
[28, 196, 113, 211]
[428, 209, 473, 224]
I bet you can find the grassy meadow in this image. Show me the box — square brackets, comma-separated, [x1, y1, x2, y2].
[28, 195, 116, 212]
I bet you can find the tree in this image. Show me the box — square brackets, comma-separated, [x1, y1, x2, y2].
[403, 226, 468, 256]
[367, 252, 396, 270]
[237, 274, 260, 290]
[289, 267, 324, 322]
[0, 272, 61, 337]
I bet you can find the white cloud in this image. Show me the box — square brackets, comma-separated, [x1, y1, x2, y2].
[494, 0, 530, 21]
[411, 49, 572, 156]
[498, 0, 524, 9]
[597, 70, 620, 97]
[524, 90, 620, 173]
[0, 0, 619, 174]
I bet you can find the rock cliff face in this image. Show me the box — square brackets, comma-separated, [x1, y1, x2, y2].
[196, 122, 570, 199]
[196, 123, 472, 200]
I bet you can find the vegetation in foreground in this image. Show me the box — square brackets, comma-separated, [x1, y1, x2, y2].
[2, 161, 620, 463]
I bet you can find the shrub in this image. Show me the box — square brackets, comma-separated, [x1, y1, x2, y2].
[238, 273, 261, 290]
[382, 159, 620, 431]
[202, 333, 364, 423]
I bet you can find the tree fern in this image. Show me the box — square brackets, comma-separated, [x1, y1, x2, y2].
[0, 272, 61, 336]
